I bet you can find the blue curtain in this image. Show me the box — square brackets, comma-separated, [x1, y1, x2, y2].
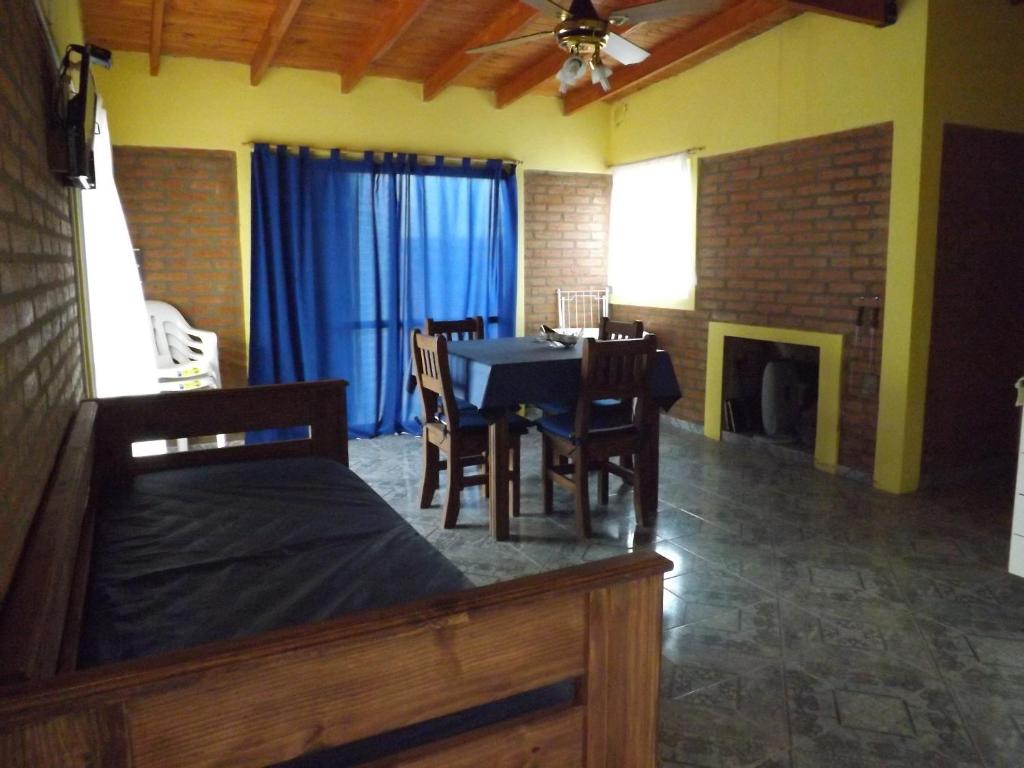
[248, 145, 518, 438]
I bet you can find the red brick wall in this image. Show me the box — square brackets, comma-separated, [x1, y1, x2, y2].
[523, 171, 610, 333]
[923, 124, 1024, 476]
[113, 147, 245, 387]
[613, 123, 893, 472]
[0, 0, 86, 595]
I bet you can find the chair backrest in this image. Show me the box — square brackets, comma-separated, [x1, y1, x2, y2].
[147, 300, 190, 368]
[574, 335, 657, 441]
[556, 288, 609, 331]
[599, 317, 644, 341]
[411, 329, 461, 430]
[146, 300, 213, 368]
[425, 316, 485, 341]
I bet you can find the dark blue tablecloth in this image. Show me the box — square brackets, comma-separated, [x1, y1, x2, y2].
[447, 336, 681, 412]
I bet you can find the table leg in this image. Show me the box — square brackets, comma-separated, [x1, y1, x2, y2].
[488, 414, 510, 541]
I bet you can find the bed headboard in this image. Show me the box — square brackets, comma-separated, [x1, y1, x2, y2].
[93, 380, 349, 479]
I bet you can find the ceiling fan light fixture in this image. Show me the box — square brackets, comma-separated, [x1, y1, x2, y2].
[556, 54, 587, 93]
[590, 53, 612, 92]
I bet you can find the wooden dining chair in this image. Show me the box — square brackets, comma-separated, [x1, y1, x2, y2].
[599, 316, 644, 341]
[412, 329, 528, 528]
[536, 335, 658, 537]
[425, 315, 485, 341]
[595, 317, 645, 504]
[537, 317, 645, 417]
[424, 316, 485, 414]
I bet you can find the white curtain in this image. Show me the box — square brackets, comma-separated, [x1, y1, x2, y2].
[80, 100, 159, 398]
[608, 153, 697, 310]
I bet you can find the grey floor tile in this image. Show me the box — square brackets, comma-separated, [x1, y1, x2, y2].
[668, 526, 777, 588]
[950, 684, 1024, 768]
[773, 542, 907, 618]
[784, 647, 978, 765]
[779, 600, 937, 673]
[347, 427, 1012, 767]
[662, 600, 784, 692]
[914, 612, 1024, 696]
[660, 665, 789, 768]
[783, 729, 982, 767]
[664, 560, 775, 610]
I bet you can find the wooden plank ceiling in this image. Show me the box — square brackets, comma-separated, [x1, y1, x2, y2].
[81, 0, 895, 113]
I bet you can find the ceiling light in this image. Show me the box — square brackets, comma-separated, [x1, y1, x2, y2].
[590, 53, 612, 92]
[556, 54, 587, 93]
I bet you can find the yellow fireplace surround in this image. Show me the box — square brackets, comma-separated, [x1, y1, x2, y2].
[703, 322, 844, 473]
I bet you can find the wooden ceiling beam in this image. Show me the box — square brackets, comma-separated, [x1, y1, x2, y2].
[250, 0, 305, 86]
[563, 0, 793, 115]
[341, 0, 430, 93]
[789, 0, 896, 26]
[423, 3, 539, 102]
[494, 48, 565, 108]
[149, 0, 166, 76]
[493, 24, 639, 109]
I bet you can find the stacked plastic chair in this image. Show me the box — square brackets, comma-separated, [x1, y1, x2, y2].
[146, 300, 225, 448]
[147, 300, 221, 391]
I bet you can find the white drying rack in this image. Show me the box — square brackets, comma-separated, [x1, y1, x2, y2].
[556, 287, 610, 338]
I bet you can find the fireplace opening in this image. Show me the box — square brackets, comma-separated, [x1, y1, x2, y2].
[721, 337, 820, 454]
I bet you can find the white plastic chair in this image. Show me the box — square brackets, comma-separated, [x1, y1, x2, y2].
[147, 300, 221, 387]
[146, 300, 225, 448]
[556, 287, 610, 338]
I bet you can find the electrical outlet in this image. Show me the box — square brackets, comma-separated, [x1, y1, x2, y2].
[862, 373, 879, 396]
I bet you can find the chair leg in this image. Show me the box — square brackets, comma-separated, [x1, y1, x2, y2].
[541, 435, 553, 515]
[598, 464, 609, 505]
[574, 448, 592, 538]
[419, 439, 440, 509]
[443, 450, 461, 529]
[631, 449, 649, 527]
[510, 437, 521, 518]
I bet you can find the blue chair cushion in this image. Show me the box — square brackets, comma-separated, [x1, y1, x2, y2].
[534, 401, 571, 416]
[439, 411, 531, 436]
[535, 398, 629, 416]
[455, 397, 478, 414]
[534, 408, 633, 443]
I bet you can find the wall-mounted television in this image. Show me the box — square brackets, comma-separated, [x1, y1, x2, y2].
[53, 44, 111, 189]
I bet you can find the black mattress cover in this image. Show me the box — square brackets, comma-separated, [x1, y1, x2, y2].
[78, 456, 472, 667]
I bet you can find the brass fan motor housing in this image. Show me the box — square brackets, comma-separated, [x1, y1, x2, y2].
[554, 16, 610, 55]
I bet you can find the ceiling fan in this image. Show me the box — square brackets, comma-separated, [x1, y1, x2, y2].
[468, 0, 722, 93]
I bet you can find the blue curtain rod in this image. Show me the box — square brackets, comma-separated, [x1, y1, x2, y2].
[243, 141, 521, 167]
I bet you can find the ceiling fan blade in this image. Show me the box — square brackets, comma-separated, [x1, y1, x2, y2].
[603, 33, 650, 65]
[610, 0, 721, 25]
[467, 31, 553, 55]
[519, 0, 570, 17]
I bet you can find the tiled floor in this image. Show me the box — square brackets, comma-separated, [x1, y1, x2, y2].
[348, 424, 1024, 768]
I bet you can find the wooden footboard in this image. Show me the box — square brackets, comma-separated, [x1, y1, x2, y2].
[0, 382, 671, 767]
[0, 552, 668, 767]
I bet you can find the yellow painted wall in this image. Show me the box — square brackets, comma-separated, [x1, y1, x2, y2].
[94, 53, 611, 338]
[37, 0, 84, 53]
[606, 2, 932, 492]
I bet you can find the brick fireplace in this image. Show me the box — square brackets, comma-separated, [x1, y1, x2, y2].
[612, 123, 893, 475]
[706, 322, 844, 472]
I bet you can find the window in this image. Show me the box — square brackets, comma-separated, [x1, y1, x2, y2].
[608, 153, 697, 310]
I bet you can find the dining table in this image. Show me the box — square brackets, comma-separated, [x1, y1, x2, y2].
[446, 336, 682, 540]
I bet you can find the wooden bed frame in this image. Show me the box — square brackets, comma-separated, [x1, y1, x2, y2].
[0, 381, 670, 767]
